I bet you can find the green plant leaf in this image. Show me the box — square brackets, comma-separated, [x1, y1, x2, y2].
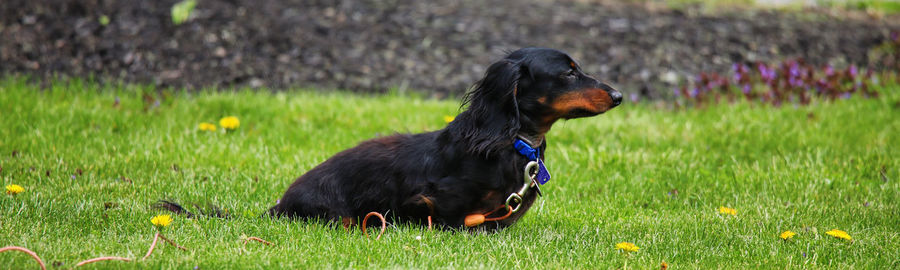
[99, 15, 110, 26]
[171, 0, 197, 25]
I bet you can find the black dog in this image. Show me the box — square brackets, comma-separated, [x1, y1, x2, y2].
[268, 48, 621, 230]
[161, 48, 622, 230]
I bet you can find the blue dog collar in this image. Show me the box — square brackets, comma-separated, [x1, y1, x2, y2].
[503, 136, 552, 212]
[514, 137, 551, 185]
[513, 139, 540, 161]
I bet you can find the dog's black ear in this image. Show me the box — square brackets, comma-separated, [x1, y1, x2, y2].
[452, 59, 521, 156]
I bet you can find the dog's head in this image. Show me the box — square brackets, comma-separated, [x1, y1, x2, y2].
[508, 48, 622, 130]
[455, 48, 622, 155]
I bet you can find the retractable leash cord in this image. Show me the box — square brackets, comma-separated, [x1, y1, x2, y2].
[1, 232, 188, 269]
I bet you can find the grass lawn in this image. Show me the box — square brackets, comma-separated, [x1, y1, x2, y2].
[1, 77, 898, 269]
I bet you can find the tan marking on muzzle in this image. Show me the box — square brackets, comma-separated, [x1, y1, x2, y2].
[535, 88, 614, 134]
[549, 88, 614, 116]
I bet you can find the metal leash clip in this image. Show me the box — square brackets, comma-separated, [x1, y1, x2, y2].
[505, 161, 542, 213]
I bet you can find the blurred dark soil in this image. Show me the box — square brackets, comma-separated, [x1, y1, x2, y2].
[1, 0, 897, 98]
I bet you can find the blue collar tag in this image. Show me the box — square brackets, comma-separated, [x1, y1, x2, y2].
[514, 139, 552, 185]
[535, 159, 551, 185]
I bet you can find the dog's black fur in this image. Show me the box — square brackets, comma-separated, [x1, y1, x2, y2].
[160, 48, 622, 230]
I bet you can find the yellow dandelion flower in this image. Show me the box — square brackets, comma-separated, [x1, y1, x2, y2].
[219, 116, 240, 130]
[198, 122, 217, 131]
[615, 242, 639, 252]
[718, 206, 737, 216]
[443, 115, 455, 123]
[5, 184, 24, 195]
[826, 229, 851, 241]
[151, 214, 173, 227]
[780, 230, 796, 240]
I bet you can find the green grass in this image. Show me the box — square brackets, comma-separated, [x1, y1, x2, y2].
[1, 77, 898, 269]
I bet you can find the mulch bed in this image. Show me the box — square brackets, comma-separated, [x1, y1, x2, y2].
[2, 0, 897, 98]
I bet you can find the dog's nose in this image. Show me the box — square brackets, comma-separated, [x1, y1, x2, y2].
[609, 91, 623, 106]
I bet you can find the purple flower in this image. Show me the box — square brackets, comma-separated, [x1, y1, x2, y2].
[849, 65, 858, 78]
[757, 63, 768, 77]
[892, 31, 899, 41]
[758, 63, 776, 82]
[276, 199, 281, 204]
[71, 175, 76, 180]
[789, 62, 800, 77]
[825, 65, 834, 76]
[841, 92, 852, 99]
[742, 84, 751, 94]
[672, 87, 681, 97]
[629, 93, 640, 103]
[689, 88, 699, 98]
[788, 77, 805, 88]
[732, 64, 748, 82]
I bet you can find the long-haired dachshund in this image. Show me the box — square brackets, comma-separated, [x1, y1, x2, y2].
[161, 48, 622, 230]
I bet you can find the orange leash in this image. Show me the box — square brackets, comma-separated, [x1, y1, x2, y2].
[464, 205, 513, 227]
[483, 205, 514, 221]
[140, 232, 162, 260]
[361, 212, 387, 240]
[243, 236, 274, 246]
[141, 232, 188, 261]
[0, 246, 46, 270]
[75, 257, 132, 267]
[1, 232, 188, 269]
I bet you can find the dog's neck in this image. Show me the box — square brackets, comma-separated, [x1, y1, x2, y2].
[516, 133, 543, 148]
[515, 114, 546, 148]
